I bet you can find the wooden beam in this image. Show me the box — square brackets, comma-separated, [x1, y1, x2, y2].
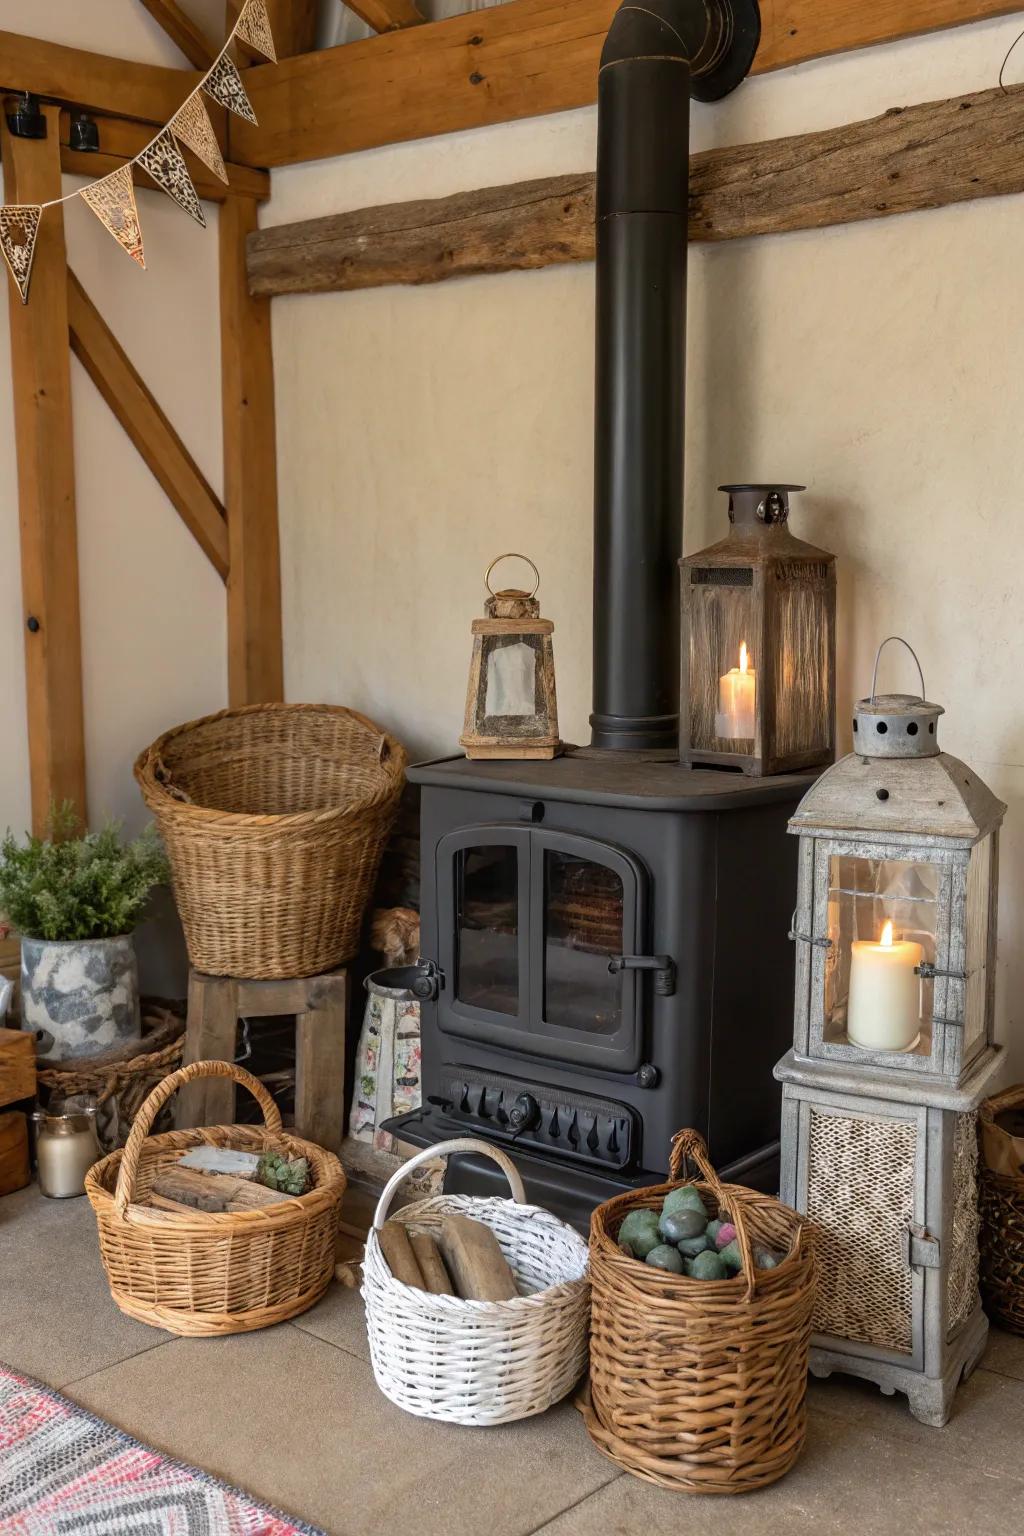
[246, 84, 1024, 296]
[137, 0, 216, 69]
[1, 107, 87, 832]
[67, 271, 230, 581]
[220, 196, 284, 705]
[228, 0, 1024, 168]
[58, 111, 269, 202]
[341, 0, 426, 32]
[0, 29, 195, 127]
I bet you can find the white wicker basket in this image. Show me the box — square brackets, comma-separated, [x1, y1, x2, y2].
[362, 1138, 590, 1426]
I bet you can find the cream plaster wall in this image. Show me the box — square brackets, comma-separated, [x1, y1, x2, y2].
[267, 13, 1024, 1068]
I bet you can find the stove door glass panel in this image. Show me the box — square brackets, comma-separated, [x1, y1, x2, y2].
[456, 844, 520, 1016]
[543, 850, 623, 1034]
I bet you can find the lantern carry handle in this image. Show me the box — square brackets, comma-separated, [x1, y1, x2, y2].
[485, 552, 540, 600]
[870, 636, 927, 705]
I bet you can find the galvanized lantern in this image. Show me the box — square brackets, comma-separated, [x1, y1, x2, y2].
[680, 484, 836, 776]
[460, 553, 561, 761]
[776, 637, 1006, 1426]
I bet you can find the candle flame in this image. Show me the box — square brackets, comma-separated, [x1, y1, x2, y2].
[739, 641, 749, 674]
[880, 919, 894, 948]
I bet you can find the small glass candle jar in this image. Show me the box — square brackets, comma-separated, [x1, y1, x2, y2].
[31, 1103, 102, 1198]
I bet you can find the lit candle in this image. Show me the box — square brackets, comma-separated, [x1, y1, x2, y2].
[847, 919, 923, 1052]
[716, 642, 756, 740]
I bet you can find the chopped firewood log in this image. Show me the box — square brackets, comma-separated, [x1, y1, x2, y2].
[410, 1230, 455, 1295]
[378, 1219, 425, 1287]
[439, 1214, 518, 1301]
[178, 1147, 261, 1178]
[150, 1166, 294, 1213]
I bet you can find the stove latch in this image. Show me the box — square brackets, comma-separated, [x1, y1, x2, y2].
[607, 953, 676, 996]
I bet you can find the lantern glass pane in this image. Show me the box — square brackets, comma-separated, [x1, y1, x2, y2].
[543, 850, 624, 1034]
[770, 572, 832, 758]
[687, 570, 756, 754]
[485, 639, 537, 718]
[456, 845, 519, 1014]
[825, 855, 939, 1055]
[963, 834, 992, 1057]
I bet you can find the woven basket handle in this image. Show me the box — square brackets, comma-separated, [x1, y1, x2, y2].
[670, 1129, 758, 1300]
[113, 1059, 283, 1216]
[372, 1137, 527, 1231]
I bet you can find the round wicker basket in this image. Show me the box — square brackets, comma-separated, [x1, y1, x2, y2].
[979, 1086, 1024, 1336]
[362, 1139, 590, 1426]
[86, 1060, 346, 1337]
[135, 703, 407, 979]
[578, 1129, 816, 1495]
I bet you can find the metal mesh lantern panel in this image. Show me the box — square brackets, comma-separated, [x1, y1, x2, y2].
[686, 569, 756, 755]
[769, 566, 833, 759]
[806, 1107, 916, 1353]
[947, 1112, 981, 1337]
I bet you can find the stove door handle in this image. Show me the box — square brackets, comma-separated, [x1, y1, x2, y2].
[608, 953, 676, 997]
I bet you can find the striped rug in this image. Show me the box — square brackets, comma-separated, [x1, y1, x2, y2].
[0, 1365, 325, 1535]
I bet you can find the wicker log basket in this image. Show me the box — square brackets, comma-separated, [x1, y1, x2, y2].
[363, 1139, 590, 1426]
[85, 1060, 346, 1337]
[135, 703, 407, 979]
[978, 1086, 1024, 1335]
[578, 1129, 816, 1495]
[37, 1006, 185, 1151]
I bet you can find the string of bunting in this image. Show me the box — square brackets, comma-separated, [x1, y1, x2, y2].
[0, 0, 276, 303]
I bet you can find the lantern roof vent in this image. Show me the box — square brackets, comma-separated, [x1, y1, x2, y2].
[853, 638, 944, 760]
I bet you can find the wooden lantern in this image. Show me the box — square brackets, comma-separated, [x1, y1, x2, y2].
[460, 554, 561, 761]
[680, 484, 836, 776]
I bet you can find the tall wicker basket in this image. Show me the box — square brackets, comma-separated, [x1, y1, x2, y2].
[579, 1130, 816, 1495]
[135, 703, 407, 979]
[978, 1086, 1024, 1335]
[86, 1060, 346, 1336]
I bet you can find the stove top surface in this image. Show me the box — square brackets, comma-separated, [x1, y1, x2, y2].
[409, 747, 819, 812]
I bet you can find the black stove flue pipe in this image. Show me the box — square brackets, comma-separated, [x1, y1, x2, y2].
[590, 0, 761, 752]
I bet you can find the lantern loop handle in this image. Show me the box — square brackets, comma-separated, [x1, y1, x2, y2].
[485, 552, 540, 599]
[870, 636, 926, 705]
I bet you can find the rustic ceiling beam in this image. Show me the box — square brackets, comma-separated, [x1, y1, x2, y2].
[137, 0, 216, 70]
[246, 83, 1024, 296]
[58, 110, 269, 202]
[67, 271, 230, 581]
[227, 0, 1024, 168]
[341, 0, 426, 32]
[0, 28, 195, 126]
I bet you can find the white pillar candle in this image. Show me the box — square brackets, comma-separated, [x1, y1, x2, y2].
[847, 919, 923, 1052]
[716, 642, 756, 740]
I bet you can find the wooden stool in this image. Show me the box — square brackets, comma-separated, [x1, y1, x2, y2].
[176, 969, 348, 1153]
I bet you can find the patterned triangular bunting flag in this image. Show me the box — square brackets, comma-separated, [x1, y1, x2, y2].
[171, 93, 228, 185]
[0, 204, 41, 304]
[80, 165, 146, 268]
[203, 54, 258, 126]
[236, 0, 277, 63]
[137, 128, 206, 229]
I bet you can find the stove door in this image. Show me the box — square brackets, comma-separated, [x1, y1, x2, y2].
[437, 825, 646, 1071]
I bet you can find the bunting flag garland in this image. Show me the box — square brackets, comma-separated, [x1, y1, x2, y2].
[170, 94, 228, 185]
[137, 130, 206, 229]
[0, 205, 42, 303]
[0, 0, 275, 302]
[80, 165, 146, 267]
[202, 55, 259, 126]
[236, 0, 278, 64]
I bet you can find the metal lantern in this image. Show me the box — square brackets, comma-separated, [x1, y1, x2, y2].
[680, 484, 836, 776]
[460, 553, 561, 761]
[776, 637, 1006, 1426]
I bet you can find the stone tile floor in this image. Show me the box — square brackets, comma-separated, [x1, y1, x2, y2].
[2, 1181, 1023, 1535]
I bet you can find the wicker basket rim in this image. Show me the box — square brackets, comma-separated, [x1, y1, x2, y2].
[979, 1085, 1024, 1125]
[133, 701, 408, 829]
[591, 1176, 807, 1296]
[366, 1192, 589, 1312]
[85, 1128, 346, 1228]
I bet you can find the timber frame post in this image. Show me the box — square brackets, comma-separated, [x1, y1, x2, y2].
[1, 103, 87, 833]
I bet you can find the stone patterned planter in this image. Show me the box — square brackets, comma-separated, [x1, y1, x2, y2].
[21, 935, 141, 1062]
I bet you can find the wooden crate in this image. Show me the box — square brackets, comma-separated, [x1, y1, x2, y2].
[0, 1028, 36, 1108]
[0, 1111, 30, 1196]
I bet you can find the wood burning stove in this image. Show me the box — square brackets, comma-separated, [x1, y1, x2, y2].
[386, 0, 819, 1229]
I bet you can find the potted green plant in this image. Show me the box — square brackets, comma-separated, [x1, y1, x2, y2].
[0, 806, 168, 1062]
